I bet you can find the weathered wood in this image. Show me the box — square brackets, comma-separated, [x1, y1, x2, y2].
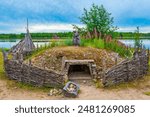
[4, 60, 64, 88]
[64, 60, 94, 64]
[10, 19, 35, 57]
[103, 49, 149, 87]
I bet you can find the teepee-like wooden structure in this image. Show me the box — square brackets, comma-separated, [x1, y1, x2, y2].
[10, 19, 35, 56]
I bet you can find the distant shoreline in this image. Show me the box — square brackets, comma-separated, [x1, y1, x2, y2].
[117, 37, 150, 40]
[1, 37, 150, 40]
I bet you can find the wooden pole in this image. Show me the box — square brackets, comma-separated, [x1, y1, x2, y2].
[126, 61, 129, 82]
[102, 58, 106, 86]
[148, 48, 149, 71]
[29, 59, 31, 66]
[115, 56, 118, 65]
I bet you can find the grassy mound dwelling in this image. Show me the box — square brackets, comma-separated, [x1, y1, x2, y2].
[29, 46, 123, 72]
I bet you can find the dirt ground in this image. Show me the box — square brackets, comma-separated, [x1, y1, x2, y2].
[0, 78, 150, 100]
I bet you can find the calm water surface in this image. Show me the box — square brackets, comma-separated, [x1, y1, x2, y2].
[1, 39, 150, 49]
[119, 39, 150, 49]
[0, 39, 50, 48]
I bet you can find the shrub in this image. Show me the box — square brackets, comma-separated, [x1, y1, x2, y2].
[105, 41, 132, 57]
[0, 48, 10, 52]
[80, 39, 104, 49]
[64, 39, 73, 46]
[51, 41, 57, 47]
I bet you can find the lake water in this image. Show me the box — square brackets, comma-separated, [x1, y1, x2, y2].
[0, 39, 50, 48]
[1, 39, 150, 49]
[119, 39, 150, 49]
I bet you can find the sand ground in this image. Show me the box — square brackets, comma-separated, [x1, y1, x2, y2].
[0, 78, 150, 100]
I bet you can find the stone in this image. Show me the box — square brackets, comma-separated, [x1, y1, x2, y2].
[63, 59, 95, 80]
[14, 87, 18, 89]
[83, 80, 86, 84]
[63, 81, 80, 98]
[48, 88, 62, 96]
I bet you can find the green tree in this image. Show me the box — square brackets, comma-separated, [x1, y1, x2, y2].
[80, 4, 116, 38]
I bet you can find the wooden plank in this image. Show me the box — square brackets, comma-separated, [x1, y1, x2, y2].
[65, 60, 94, 63]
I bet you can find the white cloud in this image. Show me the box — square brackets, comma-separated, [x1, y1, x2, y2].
[1, 21, 150, 34]
[118, 26, 150, 33]
[29, 23, 84, 33]
[1, 0, 150, 33]
[0, 23, 84, 33]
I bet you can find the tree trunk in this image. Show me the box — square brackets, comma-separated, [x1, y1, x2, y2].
[98, 32, 102, 39]
[94, 28, 98, 39]
[87, 31, 92, 39]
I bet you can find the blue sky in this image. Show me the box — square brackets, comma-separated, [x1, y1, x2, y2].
[0, 0, 150, 33]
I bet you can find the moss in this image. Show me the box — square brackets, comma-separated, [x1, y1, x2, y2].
[7, 81, 51, 92]
[0, 52, 6, 80]
[93, 79, 103, 88]
[144, 92, 150, 96]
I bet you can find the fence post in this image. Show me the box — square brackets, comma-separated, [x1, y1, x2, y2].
[148, 48, 149, 71]
[29, 59, 32, 66]
[27, 59, 31, 83]
[115, 54, 118, 65]
[61, 56, 66, 72]
[20, 54, 23, 63]
[126, 61, 129, 82]
[137, 56, 140, 78]
[12, 53, 17, 60]
[102, 58, 106, 84]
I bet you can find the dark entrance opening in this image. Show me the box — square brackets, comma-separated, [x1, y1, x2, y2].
[68, 65, 91, 80]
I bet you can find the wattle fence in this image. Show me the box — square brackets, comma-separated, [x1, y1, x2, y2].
[4, 60, 65, 88]
[102, 49, 149, 86]
[2, 48, 149, 88]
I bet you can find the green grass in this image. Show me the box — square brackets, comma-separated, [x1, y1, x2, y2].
[105, 40, 132, 57]
[7, 81, 50, 92]
[26, 38, 132, 59]
[80, 38, 104, 49]
[80, 38, 132, 57]
[0, 52, 7, 80]
[64, 38, 73, 46]
[104, 74, 150, 90]
[144, 92, 150, 96]
[0, 48, 10, 52]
